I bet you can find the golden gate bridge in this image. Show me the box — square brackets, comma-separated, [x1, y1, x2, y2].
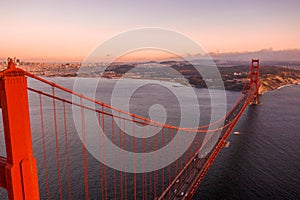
[0, 58, 260, 199]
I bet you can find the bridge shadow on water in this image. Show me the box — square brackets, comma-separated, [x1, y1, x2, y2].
[194, 88, 300, 200]
[193, 105, 262, 199]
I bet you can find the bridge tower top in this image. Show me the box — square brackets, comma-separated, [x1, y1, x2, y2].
[8, 58, 15, 69]
[249, 59, 260, 105]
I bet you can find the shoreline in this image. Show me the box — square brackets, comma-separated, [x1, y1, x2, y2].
[259, 77, 300, 95]
[36, 75, 300, 95]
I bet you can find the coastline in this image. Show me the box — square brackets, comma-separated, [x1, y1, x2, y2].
[37, 74, 300, 96]
[259, 76, 300, 95]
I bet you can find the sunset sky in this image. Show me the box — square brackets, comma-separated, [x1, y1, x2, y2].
[1, 0, 299, 61]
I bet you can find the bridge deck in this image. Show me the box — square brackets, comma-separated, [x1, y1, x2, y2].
[158, 88, 256, 199]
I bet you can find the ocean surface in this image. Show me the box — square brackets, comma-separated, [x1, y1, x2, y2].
[194, 84, 300, 200]
[0, 77, 299, 199]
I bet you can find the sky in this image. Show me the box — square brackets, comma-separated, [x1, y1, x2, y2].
[1, 0, 299, 61]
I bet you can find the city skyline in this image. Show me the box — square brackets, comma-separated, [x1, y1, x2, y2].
[1, 0, 300, 61]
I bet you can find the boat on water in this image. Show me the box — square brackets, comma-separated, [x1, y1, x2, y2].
[234, 131, 240, 135]
[172, 84, 182, 87]
[224, 141, 230, 148]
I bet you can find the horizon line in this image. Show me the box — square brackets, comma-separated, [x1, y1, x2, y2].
[1, 48, 300, 63]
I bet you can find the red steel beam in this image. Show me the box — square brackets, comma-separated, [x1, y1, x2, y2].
[0, 59, 40, 200]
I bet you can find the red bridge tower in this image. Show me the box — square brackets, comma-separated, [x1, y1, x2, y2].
[249, 59, 260, 105]
[0, 58, 40, 199]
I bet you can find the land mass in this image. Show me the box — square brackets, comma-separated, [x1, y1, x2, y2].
[1, 59, 300, 94]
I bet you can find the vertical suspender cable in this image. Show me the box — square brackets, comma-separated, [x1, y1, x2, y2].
[52, 87, 63, 200]
[112, 115, 117, 200]
[123, 118, 127, 199]
[101, 105, 108, 200]
[142, 123, 147, 200]
[39, 94, 50, 200]
[154, 126, 158, 198]
[118, 112, 123, 199]
[98, 112, 104, 200]
[175, 128, 178, 177]
[161, 127, 165, 193]
[80, 97, 89, 200]
[133, 117, 137, 200]
[149, 126, 152, 198]
[167, 128, 171, 188]
[63, 102, 72, 200]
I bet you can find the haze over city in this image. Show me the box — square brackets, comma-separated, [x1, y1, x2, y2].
[1, 0, 299, 61]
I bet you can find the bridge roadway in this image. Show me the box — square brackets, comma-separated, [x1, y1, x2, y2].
[158, 88, 255, 200]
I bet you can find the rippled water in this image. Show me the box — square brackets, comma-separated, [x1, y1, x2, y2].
[194, 85, 300, 199]
[0, 78, 299, 199]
